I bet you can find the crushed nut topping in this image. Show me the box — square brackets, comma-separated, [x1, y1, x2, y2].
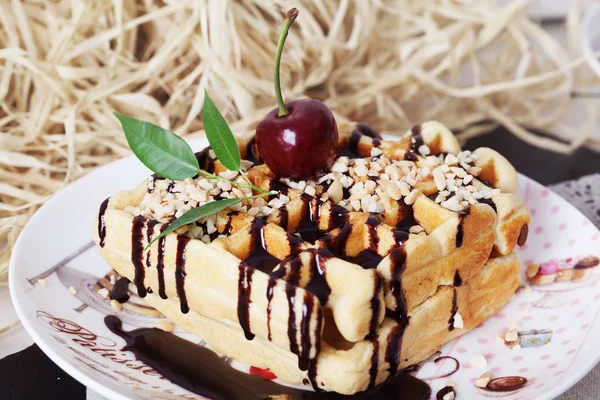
[504, 330, 518, 342]
[475, 372, 492, 388]
[452, 311, 464, 329]
[125, 169, 276, 242]
[311, 149, 498, 214]
[123, 143, 502, 236]
[469, 353, 488, 370]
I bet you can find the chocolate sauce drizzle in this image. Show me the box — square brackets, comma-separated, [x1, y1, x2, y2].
[269, 180, 289, 198]
[109, 277, 130, 303]
[296, 195, 326, 244]
[448, 289, 458, 331]
[401, 353, 460, 381]
[385, 322, 408, 375]
[150, 173, 165, 183]
[346, 129, 363, 158]
[266, 276, 277, 341]
[342, 124, 382, 159]
[455, 207, 470, 248]
[389, 245, 408, 322]
[320, 212, 407, 272]
[219, 211, 239, 237]
[329, 204, 350, 229]
[368, 275, 383, 338]
[359, 220, 388, 387]
[431, 356, 460, 380]
[479, 197, 497, 212]
[320, 223, 352, 256]
[262, 250, 332, 367]
[305, 250, 332, 305]
[195, 147, 215, 173]
[97, 198, 109, 247]
[272, 260, 322, 371]
[395, 206, 417, 232]
[244, 218, 281, 273]
[404, 125, 423, 162]
[131, 216, 147, 298]
[308, 359, 320, 392]
[278, 206, 290, 230]
[155, 225, 168, 299]
[517, 224, 529, 247]
[175, 236, 190, 314]
[345, 215, 383, 269]
[285, 283, 300, 366]
[299, 292, 321, 372]
[245, 137, 263, 165]
[145, 220, 159, 269]
[357, 123, 382, 141]
[105, 315, 431, 400]
[368, 335, 380, 389]
[453, 270, 463, 287]
[237, 263, 255, 340]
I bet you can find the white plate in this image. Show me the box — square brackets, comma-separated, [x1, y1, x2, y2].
[9, 137, 600, 400]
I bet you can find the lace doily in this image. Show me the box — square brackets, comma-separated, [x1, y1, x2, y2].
[550, 174, 600, 229]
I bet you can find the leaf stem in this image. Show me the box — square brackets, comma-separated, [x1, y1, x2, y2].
[274, 8, 299, 117]
[145, 191, 273, 249]
[238, 169, 267, 194]
[239, 169, 252, 186]
[198, 169, 268, 194]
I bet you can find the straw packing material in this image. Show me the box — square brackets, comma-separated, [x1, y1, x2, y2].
[0, 0, 597, 282]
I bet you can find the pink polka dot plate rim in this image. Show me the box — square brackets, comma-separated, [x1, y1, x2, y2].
[7, 135, 600, 400]
[421, 174, 600, 400]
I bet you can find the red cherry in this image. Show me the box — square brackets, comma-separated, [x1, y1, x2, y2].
[256, 99, 338, 179]
[254, 8, 338, 179]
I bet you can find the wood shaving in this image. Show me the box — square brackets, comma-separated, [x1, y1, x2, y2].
[0, 1, 597, 283]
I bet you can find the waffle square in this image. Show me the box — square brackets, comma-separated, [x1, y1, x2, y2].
[94, 120, 529, 395]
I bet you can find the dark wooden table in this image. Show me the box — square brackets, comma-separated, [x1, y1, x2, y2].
[2, 127, 600, 400]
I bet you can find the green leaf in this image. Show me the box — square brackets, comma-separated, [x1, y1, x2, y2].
[114, 112, 200, 180]
[146, 197, 245, 248]
[202, 90, 241, 171]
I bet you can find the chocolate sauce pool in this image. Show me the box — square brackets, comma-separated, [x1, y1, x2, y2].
[105, 315, 431, 400]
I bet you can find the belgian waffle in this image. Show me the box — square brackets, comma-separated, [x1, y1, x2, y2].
[93, 120, 529, 395]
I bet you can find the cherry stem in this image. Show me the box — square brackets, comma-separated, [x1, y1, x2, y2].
[274, 8, 299, 117]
